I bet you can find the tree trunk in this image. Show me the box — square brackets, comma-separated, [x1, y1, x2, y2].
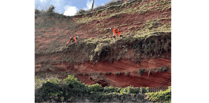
[91, 0, 95, 11]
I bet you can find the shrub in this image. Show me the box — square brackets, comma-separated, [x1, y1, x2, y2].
[125, 71, 129, 76]
[161, 66, 170, 72]
[140, 87, 149, 93]
[119, 86, 139, 94]
[88, 92, 105, 102]
[114, 72, 122, 75]
[36, 75, 88, 102]
[138, 69, 145, 76]
[41, 82, 63, 99]
[157, 66, 170, 72]
[48, 78, 61, 85]
[105, 72, 111, 75]
[35, 9, 40, 14]
[154, 68, 158, 72]
[88, 83, 104, 93]
[145, 87, 171, 102]
[129, 86, 139, 94]
[36, 74, 156, 102]
[120, 87, 130, 94]
[103, 86, 121, 93]
[76, 9, 86, 15]
[64, 75, 85, 89]
[47, 5, 55, 13]
[35, 77, 62, 90]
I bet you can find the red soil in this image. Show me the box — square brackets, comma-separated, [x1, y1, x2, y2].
[73, 57, 170, 74]
[104, 71, 171, 87]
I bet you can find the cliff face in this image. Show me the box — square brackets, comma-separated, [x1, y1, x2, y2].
[35, 0, 171, 88]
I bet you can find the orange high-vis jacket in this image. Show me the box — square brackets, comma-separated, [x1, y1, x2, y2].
[117, 29, 121, 35]
[112, 28, 116, 33]
[73, 37, 77, 42]
[115, 32, 117, 36]
[67, 40, 70, 44]
[66, 37, 77, 45]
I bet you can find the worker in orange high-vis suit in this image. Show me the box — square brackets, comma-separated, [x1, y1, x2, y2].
[114, 29, 118, 37]
[117, 29, 123, 38]
[110, 27, 117, 38]
[114, 29, 123, 38]
[116, 29, 120, 37]
[65, 36, 78, 46]
[112, 27, 116, 37]
[109, 27, 123, 38]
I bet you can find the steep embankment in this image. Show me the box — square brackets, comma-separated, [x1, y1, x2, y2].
[35, 0, 171, 88]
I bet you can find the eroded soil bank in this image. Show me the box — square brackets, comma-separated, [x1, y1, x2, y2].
[36, 53, 171, 88]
